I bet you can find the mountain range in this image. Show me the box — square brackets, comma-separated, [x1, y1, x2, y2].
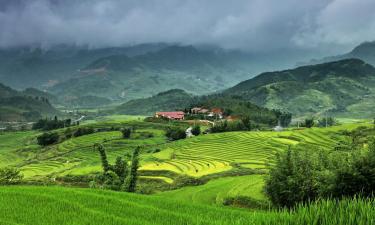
[0, 83, 58, 121]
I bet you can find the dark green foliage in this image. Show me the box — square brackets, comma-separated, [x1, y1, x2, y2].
[32, 117, 72, 131]
[73, 127, 95, 137]
[123, 147, 140, 192]
[165, 127, 186, 141]
[318, 117, 337, 127]
[304, 118, 315, 128]
[191, 125, 201, 136]
[210, 120, 260, 133]
[273, 110, 292, 127]
[265, 148, 316, 208]
[266, 136, 375, 208]
[92, 144, 138, 193]
[121, 127, 132, 139]
[37, 132, 59, 146]
[332, 142, 375, 198]
[113, 157, 128, 183]
[0, 167, 23, 185]
[95, 144, 110, 173]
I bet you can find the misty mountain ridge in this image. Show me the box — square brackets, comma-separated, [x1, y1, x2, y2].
[0, 83, 58, 121]
[226, 58, 375, 117]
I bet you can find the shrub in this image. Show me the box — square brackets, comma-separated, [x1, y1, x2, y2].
[73, 127, 95, 137]
[37, 132, 59, 146]
[318, 117, 337, 127]
[165, 127, 186, 141]
[191, 125, 201, 136]
[0, 167, 23, 184]
[121, 128, 132, 139]
[304, 118, 314, 128]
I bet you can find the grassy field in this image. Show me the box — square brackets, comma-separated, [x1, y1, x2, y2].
[0, 186, 373, 225]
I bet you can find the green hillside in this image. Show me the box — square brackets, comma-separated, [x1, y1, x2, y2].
[0, 83, 59, 121]
[0, 186, 373, 225]
[115, 89, 194, 115]
[226, 58, 375, 117]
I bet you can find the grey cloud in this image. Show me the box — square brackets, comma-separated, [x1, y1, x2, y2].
[0, 0, 373, 54]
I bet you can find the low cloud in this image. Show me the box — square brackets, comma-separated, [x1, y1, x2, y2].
[0, 0, 374, 54]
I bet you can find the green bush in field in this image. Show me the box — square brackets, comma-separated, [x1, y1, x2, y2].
[266, 138, 375, 208]
[73, 127, 95, 137]
[121, 127, 132, 138]
[304, 118, 315, 128]
[122, 147, 140, 192]
[37, 132, 59, 146]
[0, 167, 23, 184]
[165, 127, 186, 141]
[92, 144, 139, 193]
[191, 125, 201, 136]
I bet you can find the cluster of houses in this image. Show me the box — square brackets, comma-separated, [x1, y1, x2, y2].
[155, 107, 223, 121]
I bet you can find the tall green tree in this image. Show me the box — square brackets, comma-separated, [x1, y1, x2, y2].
[114, 157, 128, 183]
[94, 144, 110, 173]
[123, 147, 140, 192]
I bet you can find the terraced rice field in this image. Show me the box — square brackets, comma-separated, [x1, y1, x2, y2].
[142, 127, 342, 177]
[157, 174, 266, 205]
[0, 121, 365, 182]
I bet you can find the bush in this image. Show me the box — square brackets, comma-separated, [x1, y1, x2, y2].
[37, 132, 59, 146]
[32, 117, 72, 131]
[0, 167, 23, 184]
[304, 118, 315, 128]
[318, 117, 337, 127]
[121, 128, 132, 139]
[165, 127, 186, 141]
[191, 125, 201, 136]
[73, 127, 95, 137]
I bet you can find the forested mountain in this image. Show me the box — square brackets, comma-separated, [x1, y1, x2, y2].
[225, 58, 375, 117]
[0, 83, 59, 121]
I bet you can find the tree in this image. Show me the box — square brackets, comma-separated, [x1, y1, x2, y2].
[94, 144, 110, 173]
[123, 147, 140, 192]
[191, 125, 201, 136]
[0, 167, 23, 184]
[37, 132, 59, 146]
[113, 156, 128, 183]
[265, 147, 320, 208]
[304, 118, 314, 128]
[121, 128, 132, 139]
[165, 127, 186, 141]
[318, 117, 337, 127]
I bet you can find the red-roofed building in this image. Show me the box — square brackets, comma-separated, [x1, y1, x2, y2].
[155, 111, 185, 120]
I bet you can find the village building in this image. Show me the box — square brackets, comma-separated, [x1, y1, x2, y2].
[208, 108, 224, 119]
[191, 107, 209, 114]
[155, 111, 185, 120]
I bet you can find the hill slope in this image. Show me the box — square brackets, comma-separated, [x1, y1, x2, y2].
[226, 58, 375, 117]
[0, 83, 59, 121]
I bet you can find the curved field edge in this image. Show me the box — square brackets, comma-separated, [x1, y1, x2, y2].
[0, 186, 374, 225]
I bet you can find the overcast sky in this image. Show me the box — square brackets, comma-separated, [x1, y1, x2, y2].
[0, 0, 375, 56]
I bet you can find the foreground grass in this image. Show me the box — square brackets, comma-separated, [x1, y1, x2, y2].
[0, 186, 373, 225]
